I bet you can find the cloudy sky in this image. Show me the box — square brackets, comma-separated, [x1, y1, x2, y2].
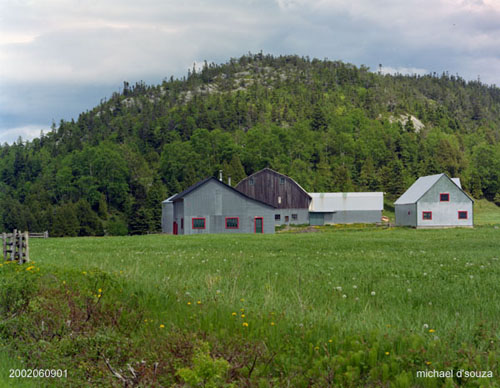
[1, 0, 500, 143]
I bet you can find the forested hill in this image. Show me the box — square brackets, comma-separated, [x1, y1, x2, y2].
[1, 53, 500, 236]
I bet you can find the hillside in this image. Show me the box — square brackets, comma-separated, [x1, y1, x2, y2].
[0, 53, 499, 235]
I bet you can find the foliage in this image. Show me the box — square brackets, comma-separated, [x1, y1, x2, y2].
[1, 53, 500, 234]
[176, 341, 233, 388]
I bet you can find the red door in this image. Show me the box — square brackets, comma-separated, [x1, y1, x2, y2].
[254, 217, 263, 233]
[173, 221, 178, 235]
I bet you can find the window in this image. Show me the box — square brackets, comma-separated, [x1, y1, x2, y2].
[249, 177, 254, 186]
[275, 214, 281, 220]
[181, 218, 184, 229]
[278, 196, 282, 204]
[458, 211, 468, 220]
[192, 218, 206, 229]
[225, 217, 239, 229]
[422, 211, 432, 220]
[292, 214, 298, 221]
[279, 177, 285, 184]
[440, 193, 450, 202]
[285, 216, 289, 222]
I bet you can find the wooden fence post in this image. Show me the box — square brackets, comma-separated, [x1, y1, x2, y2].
[1, 230, 30, 263]
[24, 231, 29, 263]
[13, 229, 17, 262]
[2, 233, 6, 262]
[18, 231, 23, 264]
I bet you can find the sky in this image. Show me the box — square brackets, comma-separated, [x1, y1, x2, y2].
[1, 0, 500, 144]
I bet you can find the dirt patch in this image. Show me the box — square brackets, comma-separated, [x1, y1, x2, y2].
[276, 225, 322, 233]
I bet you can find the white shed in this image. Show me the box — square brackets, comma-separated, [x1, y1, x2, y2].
[308, 192, 384, 225]
[394, 173, 473, 228]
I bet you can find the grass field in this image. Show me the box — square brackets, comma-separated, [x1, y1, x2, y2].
[474, 199, 500, 225]
[1, 224, 500, 387]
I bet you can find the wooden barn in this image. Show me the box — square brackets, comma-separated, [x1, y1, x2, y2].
[161, 177, 275, 235]
[395, 173, 473, 228]
[235, 168, 311, 225]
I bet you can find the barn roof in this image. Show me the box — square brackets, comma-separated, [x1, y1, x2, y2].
[394, 173, 473, 205]
[240, 168, 312, 199]
[167, 177, 275, 208]
[309, 192, 384, 212]
[162, 194, 177, 203]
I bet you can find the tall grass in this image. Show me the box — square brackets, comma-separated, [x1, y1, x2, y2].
[2, 226, 499, 386]
[31, 227, 500, 346]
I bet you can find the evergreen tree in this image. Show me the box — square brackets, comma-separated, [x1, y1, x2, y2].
[310, 105, 327, 131]
[75, 199, 104, 236]
[359, 156, 379, 190]
[145, 178, 167, 232]
[51, 203, 79, 237]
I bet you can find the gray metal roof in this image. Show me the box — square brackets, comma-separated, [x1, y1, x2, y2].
[165, 177, 276, 208]
[161, 194, 177, 203]
[309, 192, 384, 212]
[451, 178, 461, 188]
[394, 173, 472, 205]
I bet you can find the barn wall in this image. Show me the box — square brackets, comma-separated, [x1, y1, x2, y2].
[161, 201, 174, 233]
[182, 180, 275, 234]
[173, 201, 185, 234]
[236, 169, 310, 209]
[417, 176, 473, 227]
[273, 209, 309, 225]
[395, 204, 417, 226]
[332, 210, 382, 224]
[309, 212, 325, 226]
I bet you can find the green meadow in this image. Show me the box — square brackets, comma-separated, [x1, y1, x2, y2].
[2, 222, 500, 387]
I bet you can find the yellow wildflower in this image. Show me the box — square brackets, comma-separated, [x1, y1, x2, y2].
[429, 329, 435, 333]
[26, 266, 35, 271]
[242, 322, 248, 327]
[187, 302, 191, 306]
[385, 352, 390, 355]
[98, 288, 102, 293]
[231, 312, 237, 316]
[241, 314, 245, 318]
[328, 339, 333, 343]
[197, 300, 201, 305]
[159, 324, 165, 329]
[270, 322, 275, 326]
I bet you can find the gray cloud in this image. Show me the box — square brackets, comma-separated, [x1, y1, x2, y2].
[1, 0, 500, 142]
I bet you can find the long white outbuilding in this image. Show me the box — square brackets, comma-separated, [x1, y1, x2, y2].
[308, 192, 384, 225]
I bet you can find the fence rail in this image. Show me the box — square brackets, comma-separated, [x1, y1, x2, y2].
[29, 231, 49, 238]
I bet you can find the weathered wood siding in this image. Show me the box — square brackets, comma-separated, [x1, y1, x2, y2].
[236, 169, 310, 209]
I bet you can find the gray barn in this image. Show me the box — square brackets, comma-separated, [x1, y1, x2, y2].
[235, 168, 311, 226]
[395, 173, 474, 228]
[162, 177, 275, 234]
